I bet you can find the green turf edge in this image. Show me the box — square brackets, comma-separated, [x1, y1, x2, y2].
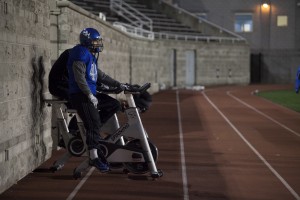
[257, 89, 300, 112]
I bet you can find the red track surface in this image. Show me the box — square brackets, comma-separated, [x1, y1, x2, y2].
[1, 84, 300, 200]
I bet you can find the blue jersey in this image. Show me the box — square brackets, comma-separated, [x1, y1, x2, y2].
[67, 45, 98, 95]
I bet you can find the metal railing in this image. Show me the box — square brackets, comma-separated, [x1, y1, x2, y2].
[154, 32, 246, 43]
[110, 0, 153, 31]
[112, 22, 243, 42]
[113, 22, 154, 40]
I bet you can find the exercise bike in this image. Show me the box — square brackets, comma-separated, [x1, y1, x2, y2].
[72, 83, 163, 179]
[44, 92, 122, 172]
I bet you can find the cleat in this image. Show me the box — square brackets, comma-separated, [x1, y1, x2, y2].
[89, 158, 110, 173]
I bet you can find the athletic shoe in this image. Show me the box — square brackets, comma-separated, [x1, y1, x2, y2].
[89, 158, 110, 173]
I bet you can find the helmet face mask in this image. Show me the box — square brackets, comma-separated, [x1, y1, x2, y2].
[80, 28, 104, 53]
[90, 38, 104, 53]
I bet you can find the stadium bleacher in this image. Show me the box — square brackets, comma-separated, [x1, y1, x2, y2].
[69, 0, 203, 37]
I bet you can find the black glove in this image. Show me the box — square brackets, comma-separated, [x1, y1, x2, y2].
[118, 83, 130, 91]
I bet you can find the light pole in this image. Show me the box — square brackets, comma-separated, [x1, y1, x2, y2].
[260, 0, 271, 50]
[259, 0, 271, 83]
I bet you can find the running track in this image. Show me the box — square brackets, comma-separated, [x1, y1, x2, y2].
[1, 84, 300, 200]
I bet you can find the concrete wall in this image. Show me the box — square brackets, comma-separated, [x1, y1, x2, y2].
[0, 0, 249, 194]
[262, 50, 300, 83]
[0, 0, 52, 194]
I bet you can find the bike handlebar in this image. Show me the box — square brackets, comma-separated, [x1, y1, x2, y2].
[124, 83, 151, 94]
[98, 87, 123, 94]
[98, 83, 151, 94]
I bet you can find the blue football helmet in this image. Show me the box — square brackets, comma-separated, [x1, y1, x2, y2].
[79, 28, 104, 53]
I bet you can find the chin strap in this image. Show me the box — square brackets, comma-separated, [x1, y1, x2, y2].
[96, 52, 99, 62]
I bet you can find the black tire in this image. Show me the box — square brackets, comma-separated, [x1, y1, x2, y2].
[123, 139, 158, 174]
[67, 136, 86, 157]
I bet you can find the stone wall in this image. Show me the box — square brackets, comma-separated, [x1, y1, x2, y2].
[0, 0, 52, 194]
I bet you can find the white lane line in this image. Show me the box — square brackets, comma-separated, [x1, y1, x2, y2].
[227, 91, 300, 137]
[202, 92, 300, 200]
[66, 167, 95, 200]
[176, 90, 189, 200]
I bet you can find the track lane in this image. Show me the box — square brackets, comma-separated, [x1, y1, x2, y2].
[202, 85, 300, 200]
[71, 90, 185, 200]
[177, 89, 289, 200]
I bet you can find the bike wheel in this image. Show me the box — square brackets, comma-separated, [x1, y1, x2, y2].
[67, 136, 86, 157]
[123, 139, 158, 174]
